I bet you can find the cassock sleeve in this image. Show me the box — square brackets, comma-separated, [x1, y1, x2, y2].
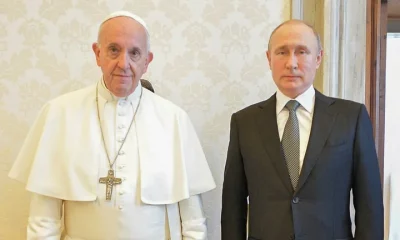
[179, 195, 208, 240]
[27, 193, 63, 240]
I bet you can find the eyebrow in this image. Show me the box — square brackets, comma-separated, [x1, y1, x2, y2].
[106, 43, 120, 48]
[274, 44, 310, 51]
[129, 47, 142, 52]
[106, 43, 142, 52]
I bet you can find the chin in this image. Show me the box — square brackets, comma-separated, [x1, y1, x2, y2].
[281, 83, 300, 90]
[111, 84, 127, 93]
[114, 78, 132, 84]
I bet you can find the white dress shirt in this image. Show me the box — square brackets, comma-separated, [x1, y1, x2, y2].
[276, 86, 315, 172]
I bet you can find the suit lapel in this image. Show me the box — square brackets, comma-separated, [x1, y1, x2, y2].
[257, 95, 293, 193]
[296, 91, 336, 192]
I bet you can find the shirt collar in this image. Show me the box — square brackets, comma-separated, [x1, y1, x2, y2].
[98, 76, 142, 103]
[276, 86, 315, 114]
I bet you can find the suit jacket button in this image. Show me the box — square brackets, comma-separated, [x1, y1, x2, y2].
[292, 197, 299, 204]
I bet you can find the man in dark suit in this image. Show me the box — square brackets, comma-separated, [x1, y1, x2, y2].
[221, 20, 383, 240]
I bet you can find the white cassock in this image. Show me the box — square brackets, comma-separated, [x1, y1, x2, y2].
[9, 78, 216, 240]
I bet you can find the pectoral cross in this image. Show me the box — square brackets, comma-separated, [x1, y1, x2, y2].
[99, 170, 122, 200]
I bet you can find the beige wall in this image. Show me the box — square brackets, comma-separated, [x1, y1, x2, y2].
[0, 1, 290, 239]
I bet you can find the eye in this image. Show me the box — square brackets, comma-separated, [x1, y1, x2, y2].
[107, 46, 120, 57]
[130, 49, 142, 61]
[297, 48, 309, 55]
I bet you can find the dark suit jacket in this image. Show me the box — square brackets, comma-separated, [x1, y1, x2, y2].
[221, 91, 383, 240]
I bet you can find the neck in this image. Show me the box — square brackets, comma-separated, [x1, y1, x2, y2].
[99, 77, 142, 103]
[280, 86, 311, 99]
[102, 79, 137, 99]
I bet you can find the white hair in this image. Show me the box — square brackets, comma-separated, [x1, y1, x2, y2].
[96, 10, 151, 51]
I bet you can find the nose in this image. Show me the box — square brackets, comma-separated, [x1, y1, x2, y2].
[117, 51, 130, 70]
[285, 53, 298, 70]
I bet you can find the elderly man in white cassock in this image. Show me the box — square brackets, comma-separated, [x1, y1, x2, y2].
[8, 10, 216, 240]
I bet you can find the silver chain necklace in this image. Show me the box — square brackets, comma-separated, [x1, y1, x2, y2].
[95, 82, 143, 200]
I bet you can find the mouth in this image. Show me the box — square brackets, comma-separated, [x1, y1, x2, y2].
[283, 75, 300, 78]
[113, 74, 132, 77]
[282, 75, 301, 81]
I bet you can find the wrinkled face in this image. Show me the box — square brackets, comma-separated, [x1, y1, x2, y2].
[267, 22, 322, 98]
[92, 16, 153, 97]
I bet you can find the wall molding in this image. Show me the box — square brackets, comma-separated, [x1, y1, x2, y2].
[323, 0, 341, 98]
[291, 0, 303, 19]
[294, 0, 366, 102]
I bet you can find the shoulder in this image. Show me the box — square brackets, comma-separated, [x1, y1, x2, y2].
[316, 91, 365, 115]
[46, 85, 95, 109]
[232, 94, 275, 120]
[236, 100, 268, 115]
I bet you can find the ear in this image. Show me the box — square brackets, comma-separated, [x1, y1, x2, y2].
[315, 49, 323, 69]
[266, 50, 272, 69]
[143, 51, 154, 73]
[92, 43, 101, 66]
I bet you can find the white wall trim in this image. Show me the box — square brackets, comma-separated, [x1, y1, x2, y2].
[291, 0, 303, 19]
[323, 0, 342, 98]
[338, 0, 347, 99]
[295, 0, 365, 101]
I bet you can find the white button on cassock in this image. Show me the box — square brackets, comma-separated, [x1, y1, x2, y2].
[118, 165, 125, 170]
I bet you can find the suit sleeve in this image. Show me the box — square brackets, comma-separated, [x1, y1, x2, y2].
[352, 104, 384, 240]
[221, 113, 248, 240]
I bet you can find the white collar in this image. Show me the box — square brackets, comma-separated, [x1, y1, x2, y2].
[276, 86, 315, 114]
[98, 77, 142, 103]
